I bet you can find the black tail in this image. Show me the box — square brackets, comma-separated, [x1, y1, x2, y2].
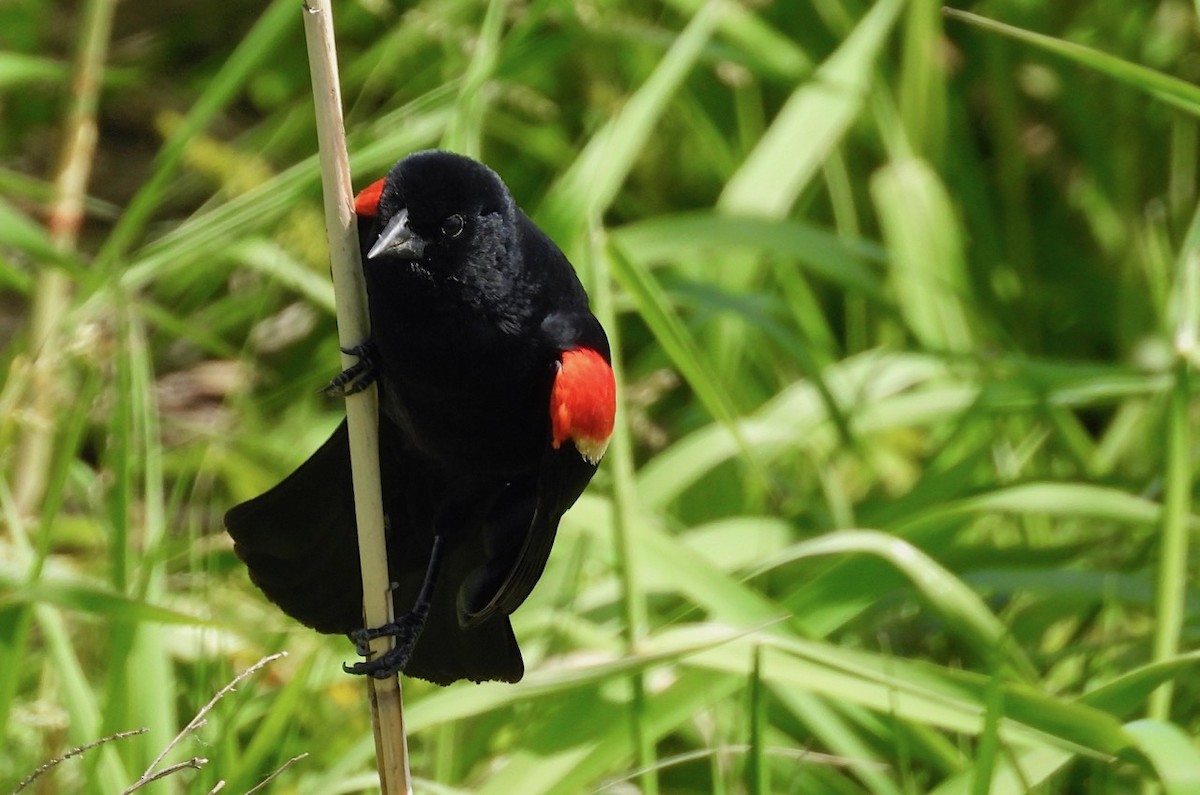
[225, 419, 523, 685]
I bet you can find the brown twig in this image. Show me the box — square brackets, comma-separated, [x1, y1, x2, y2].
[300, 2, 410, 793]
[12, 728, 148, 793]
[244, 753, 309, 795]
[123, 758, 208, 794]
[121, 652, 286, 795]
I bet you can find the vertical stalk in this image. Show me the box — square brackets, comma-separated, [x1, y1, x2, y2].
[1148, 209, 1200, 722]
[1169, 116, 1197, 226]
[971, 649, 1004, 795]
[746, 646, 767, 795]
[588, 220, 658, 794]
[1, 0, 116, 767]
[1148, 358, 1193, 720]
[12, 0, 116, 516]
[302, 3, 409, 793]
[440, 0, 504, 157]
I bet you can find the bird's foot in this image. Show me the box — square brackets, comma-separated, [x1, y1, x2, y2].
[343, 609, 428, 679]
[342, 536, 446, 679]
[321, 342, 378, 397]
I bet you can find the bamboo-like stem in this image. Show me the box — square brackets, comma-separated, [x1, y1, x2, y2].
[301, 3, 410, 793]
[12, 0, 117, 517]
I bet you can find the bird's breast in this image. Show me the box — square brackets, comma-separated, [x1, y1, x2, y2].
[371, 304, 549, 476]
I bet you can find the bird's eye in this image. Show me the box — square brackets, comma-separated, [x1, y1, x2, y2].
[441, 214, 465, 239]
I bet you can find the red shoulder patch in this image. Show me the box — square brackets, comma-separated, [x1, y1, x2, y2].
[551, 348, 616, 464]
[354, 178, 386, 218]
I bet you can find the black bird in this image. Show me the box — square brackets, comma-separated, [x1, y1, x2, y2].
[225, 150, 615, 685]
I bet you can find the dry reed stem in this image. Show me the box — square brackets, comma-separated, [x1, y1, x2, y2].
[301, 2, 411, 792]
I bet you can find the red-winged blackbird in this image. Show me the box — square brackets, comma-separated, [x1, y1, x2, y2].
[225, 150, 615, 685]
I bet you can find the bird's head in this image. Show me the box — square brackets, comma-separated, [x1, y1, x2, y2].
[354, 150, 517, 284]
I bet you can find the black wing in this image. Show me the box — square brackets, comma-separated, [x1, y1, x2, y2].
[456, 439, 599, 626]
[224, 418, 524, 685]
[456, 312, 611, 626]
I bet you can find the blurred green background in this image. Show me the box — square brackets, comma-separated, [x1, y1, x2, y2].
[3, 0, 1200, 792]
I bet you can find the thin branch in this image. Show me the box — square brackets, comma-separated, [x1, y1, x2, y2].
[244, 753, 309, 795]
[121, 652, 286, 795]
[12, 728, 148, 793]
[300, 2, 410, 793]
[123, 759, 208, 794]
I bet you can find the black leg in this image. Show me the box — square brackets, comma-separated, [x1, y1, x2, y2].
[343, 535, 446, 679]
[321, 342, 378, 397]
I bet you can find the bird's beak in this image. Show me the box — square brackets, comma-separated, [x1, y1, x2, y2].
[367, 208, 426, 260]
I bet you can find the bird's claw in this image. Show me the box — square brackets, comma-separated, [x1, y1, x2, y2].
[342, 536, 444, 679]
[321, 342, 378, 397]
[343, 615, 424, 679]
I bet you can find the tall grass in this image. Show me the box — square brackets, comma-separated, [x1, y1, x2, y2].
[2, 1, 1199, 792]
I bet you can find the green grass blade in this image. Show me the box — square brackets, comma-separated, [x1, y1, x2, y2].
[611, 212, 886, 298]
[96, 0, 299, 268]
[687, 633, 1130, 758]
[944, 9, 1200, 116]
[588, 222, 657, 792]
[663, 0, 810, 79]
[440, 0, 505, 156]
[898, 0, 946, 158]
[36, 605, 131, 789]
[1124, 719, 1200, 794]
[536, 0, 725, 250]
[749, 529, 1038, 681]
[871, 157, 975, 352]
[604, 234, 763, 473]
[719, 0, 904, 218]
